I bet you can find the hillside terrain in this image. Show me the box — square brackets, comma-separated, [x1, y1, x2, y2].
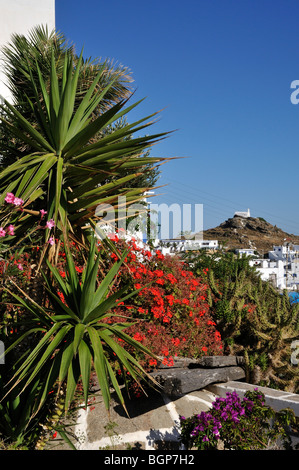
[202, 215, 299, 255]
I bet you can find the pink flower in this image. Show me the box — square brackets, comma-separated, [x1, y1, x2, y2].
[13, 197, 24, 207]
[48, 236, 55, 246]
[40, 209, 47, 218]
[7, 224, 14, 236]
[46, 219, 55, 229]
[17, 264, 23, 271]
[0, 227, 6, 237]
[5, 192, 15, 203]
[4, 193, 24, 206]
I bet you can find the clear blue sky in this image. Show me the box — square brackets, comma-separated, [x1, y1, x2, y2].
[56, 0, 299, 235]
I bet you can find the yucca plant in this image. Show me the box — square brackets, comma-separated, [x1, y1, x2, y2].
[0, 44, 170, 251]
[0, 26, 133, 122]
[2, 233, 159, 415]
[0, 369, 54, 449]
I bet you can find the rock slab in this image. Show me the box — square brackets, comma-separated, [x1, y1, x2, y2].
[150, 366, 245, 396]
[157, 355, 244, 369]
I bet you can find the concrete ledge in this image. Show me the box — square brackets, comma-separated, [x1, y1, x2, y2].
[207, 381, 299, 417]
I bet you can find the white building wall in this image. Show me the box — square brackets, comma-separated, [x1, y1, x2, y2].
[184, 240, 218, 250]
[0, 0, 55, 101]
[269, 245, 299, 262]
[235, 248, 255, 257]
[249, 259, 286, 289]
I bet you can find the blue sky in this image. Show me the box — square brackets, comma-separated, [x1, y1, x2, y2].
[56, 0, 299, 235]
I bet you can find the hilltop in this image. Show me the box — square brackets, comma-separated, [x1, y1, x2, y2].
[202, 215, 299, 255]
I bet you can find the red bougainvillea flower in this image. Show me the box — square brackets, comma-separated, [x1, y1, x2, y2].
[149, 358, 157, 366]
[154, 269, 164, 277]
[161, 347, 169, 357]
[48, 235, 223, 399]
[133, 332, 145, 342]
[155, 250, 164, 260]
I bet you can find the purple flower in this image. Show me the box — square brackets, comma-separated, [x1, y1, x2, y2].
[221, 411, 228, 421]
[232, 415, 240, 423]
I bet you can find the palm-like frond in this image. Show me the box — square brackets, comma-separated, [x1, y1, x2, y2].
[1, 25, 132, 115]
[4, 235, 158, 413]
[0, 25, 133, 171]
[0, 46, 170, 245]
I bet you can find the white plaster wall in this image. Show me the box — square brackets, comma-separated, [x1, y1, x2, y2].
[0, 0, 55, 101]
[250, 259, 286, 289]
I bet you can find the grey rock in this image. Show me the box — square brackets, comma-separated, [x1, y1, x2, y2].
[157, 355, 244, 369]
[150, 366, 246, 396]
[157, 356, 198, 368]
[195, 355, 244, 368]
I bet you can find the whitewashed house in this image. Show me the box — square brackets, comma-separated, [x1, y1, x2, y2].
[0, 0, 55, 102]
[249, 259, 286, 290]
[235, 248, 256, 257]
[184, 239, 219, 251]
[288, 260, 299, 289]
[268, 245, 299, 262]
[151, 239, 219, 256]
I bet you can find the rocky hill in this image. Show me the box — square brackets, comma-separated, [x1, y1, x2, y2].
[203, 215, 299, 255]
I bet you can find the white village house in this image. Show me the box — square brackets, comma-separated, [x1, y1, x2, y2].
[235, 248, 256, 257]
[249, 258, 286, 290]
[0, 0, 55, 102]
[153, 239, 219, 256]
[268, 244, 299, 262]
